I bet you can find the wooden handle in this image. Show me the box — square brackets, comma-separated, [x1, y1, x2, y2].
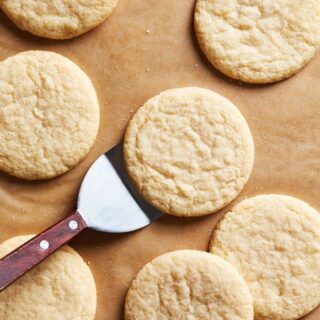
[0, 211, 87, 291]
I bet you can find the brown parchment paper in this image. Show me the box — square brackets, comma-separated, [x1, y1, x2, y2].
[0, 1, 319, 319]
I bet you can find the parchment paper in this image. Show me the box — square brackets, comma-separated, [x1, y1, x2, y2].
[0, 1, 319, 319]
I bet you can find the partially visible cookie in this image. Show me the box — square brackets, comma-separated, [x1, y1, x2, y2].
[1, 0, 119, 39]
[0, 235, 96, 320]
[0, 50, 100, 180]
[195, 0, 320, 83]
[124, 87, 254, 217]
[210, 194, 320, 320]
[125, 250, 253, 320]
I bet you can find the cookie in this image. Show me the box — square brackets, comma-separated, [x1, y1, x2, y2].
[1, 0, 119, 39]
[0, 50, 100, 180]
[194, 0, 320, 83]
[210, 194, 320, 320]
[0, 235, 96, 320]
[125, 250, 253, 320]
[124, 87, 254, 217]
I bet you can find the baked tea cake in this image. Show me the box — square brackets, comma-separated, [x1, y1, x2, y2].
[210, 194, 320, 320]
[124, 87, 254, 217]
[125, 250, 254, 320]
[1, 0, 119, 39]
[0, 235, 96, 320]
[0, 50, 100, 180]
[195, 0, 320, 83]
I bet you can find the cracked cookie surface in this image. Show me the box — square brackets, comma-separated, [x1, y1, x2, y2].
[0, 50, 100, 180]
[0, 235, 96, 320]
[195, 0, 320, 83]
[1, 0, 119, 39]
[124, 87, 254, 217]
[210, 194, 320, 320]
[125, 250, 253, 320]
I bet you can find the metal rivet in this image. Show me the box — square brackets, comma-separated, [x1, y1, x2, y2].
[69, 220, 78, 230]
[40, 240, 49, 250]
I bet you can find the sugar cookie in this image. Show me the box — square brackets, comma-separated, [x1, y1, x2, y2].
[125, 250, 253, 320]
[0, 235, 96, 320]
[124, 87, 254, 217]
[1, 0, 119, 39]
[0, 50, 100, 180]
[195, 0, 320, 83]
[210, 194, 320, 320]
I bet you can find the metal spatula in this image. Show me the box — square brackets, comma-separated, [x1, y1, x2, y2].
[0, 144, 164, 291]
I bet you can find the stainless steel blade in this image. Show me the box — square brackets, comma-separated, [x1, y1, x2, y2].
[77, 144, 164, 233]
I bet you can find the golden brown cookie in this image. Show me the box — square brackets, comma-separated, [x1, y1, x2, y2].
[210, 194, 320, 320]
[125, 250, 254, 320]
[124, 87, 254, 217]
[1, 0, 119, 39]
[0, 235, 96, 320]
[195, 0, 320, 83]
[0, 50, 100, 180]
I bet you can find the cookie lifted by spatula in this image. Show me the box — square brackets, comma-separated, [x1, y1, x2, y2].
[124, 87, 254, 217]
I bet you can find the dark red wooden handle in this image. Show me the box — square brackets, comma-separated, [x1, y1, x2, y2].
[0, 211, 87, 291]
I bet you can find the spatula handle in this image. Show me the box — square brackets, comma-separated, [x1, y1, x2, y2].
[0, 211, 87, 291]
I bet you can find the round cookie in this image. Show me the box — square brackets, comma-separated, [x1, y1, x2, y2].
[210, 194, 320, 320]
[0, 50, 100, 180]
[194, 0, 320, 83]
[0, 235, 96, 320]
[125, 250, 254, 320]
[124, 87, 254, 217]
[1, 0, 119, 39]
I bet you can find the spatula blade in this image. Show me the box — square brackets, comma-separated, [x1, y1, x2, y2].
[77, 144, 164, 233]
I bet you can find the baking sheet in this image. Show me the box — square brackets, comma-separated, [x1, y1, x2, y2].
[0, 0, 319, 319]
